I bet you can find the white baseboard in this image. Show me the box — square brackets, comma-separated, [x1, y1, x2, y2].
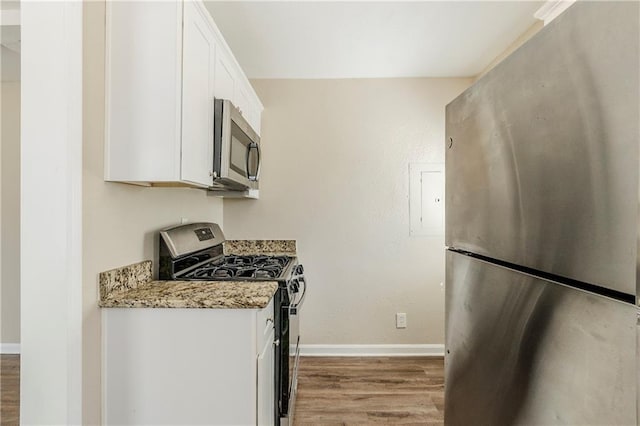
[0, 343, 20, 354]
[299, 344, 444, 357]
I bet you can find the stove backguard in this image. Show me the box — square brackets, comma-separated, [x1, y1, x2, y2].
[158, 222, 226, 280]
[159, 222, 225, 259]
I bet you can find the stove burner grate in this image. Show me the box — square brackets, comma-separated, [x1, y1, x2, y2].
[182, 255, 291, 281]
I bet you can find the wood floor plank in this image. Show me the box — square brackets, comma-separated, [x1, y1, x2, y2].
[1, 355, 20, 426]
[294, 356, 444, 425]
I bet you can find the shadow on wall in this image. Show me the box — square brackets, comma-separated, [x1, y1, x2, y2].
[1, 25, 22, 350]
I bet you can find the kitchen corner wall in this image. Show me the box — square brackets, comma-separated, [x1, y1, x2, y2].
[82, 2, 224, 423]
[224, 78, 471, 346]
[1, 81, 20, 345]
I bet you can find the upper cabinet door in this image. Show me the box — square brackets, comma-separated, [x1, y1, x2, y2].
[248, 98, 262, 136]
[181, 2, 215, 187]
[105, 1, 184, 182]
[214, 51, 235, 102]
[234, 85, 250, 120]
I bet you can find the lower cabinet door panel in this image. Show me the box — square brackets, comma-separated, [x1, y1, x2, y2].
[257, 329, 275, 425]
[103, 308, 258, 425]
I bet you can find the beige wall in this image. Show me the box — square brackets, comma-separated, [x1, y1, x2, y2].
[1, 81, 20, 344]
[224, 78, 471, 346]
[82, 2, 224, 423]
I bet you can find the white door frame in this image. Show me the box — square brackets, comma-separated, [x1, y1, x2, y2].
[20, 1, 83, 423]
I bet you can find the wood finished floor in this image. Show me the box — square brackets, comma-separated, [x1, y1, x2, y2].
[0, 355, 443, 425]
[1, 355, 19, 426]
[294, 356, 444, 425]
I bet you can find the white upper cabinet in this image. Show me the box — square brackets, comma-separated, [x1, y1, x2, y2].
[105, 1, 184, 183]
[214, 50, 236, 102]
[234, 84, 250, 120]
[105, 1, 263, 188]
[249, 97, 262, 135]
[181, 2, 216, 186]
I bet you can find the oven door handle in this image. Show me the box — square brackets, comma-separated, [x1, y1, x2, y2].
[280, 316, 290, 335]
[289, 277, 307, 316]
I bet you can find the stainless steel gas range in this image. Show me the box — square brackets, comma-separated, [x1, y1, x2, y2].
[158, 222, 306, 426]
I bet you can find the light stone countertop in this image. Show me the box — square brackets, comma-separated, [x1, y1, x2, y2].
[98, 239, 296, 309]
[100, 280, 278, 309]
[224, 239, 296, 256]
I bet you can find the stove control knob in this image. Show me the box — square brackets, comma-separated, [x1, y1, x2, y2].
[290, 279, 300, 293]
[296, 265, 304, 275]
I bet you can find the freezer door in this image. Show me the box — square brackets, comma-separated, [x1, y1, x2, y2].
[445, 251, 636, 426]
[445, 1, 639, 296]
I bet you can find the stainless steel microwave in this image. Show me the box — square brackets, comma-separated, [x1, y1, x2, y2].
[211, 99, 261, 190]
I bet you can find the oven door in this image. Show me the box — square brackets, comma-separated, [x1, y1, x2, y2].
[213, 99, 260, 190]
[281, 277, 306, 425]
[287, 308, 299, 422]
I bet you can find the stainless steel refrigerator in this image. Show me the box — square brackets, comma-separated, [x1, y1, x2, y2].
[444, 2, 639, 425]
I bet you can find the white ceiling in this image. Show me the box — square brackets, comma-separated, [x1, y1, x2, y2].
[205, 1, 543, 79]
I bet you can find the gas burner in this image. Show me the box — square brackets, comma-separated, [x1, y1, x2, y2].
[254, 269, 278, 279]
[180, 255, 292, 281]
[213, 268, 235, 278]
[226, 256, 253, 267]
[186, 266, 232, 279]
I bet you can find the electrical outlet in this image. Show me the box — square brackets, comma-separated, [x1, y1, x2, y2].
[396, 313, 407, 329]
[180, 218, 189, 224]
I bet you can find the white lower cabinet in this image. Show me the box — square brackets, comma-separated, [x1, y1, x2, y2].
[103, 299, 275, 425]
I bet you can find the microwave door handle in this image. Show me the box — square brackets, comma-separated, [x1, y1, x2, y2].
[245, 143, 251, 180]
[254, 142, 261, 181]
[247, 142, 260, 182]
